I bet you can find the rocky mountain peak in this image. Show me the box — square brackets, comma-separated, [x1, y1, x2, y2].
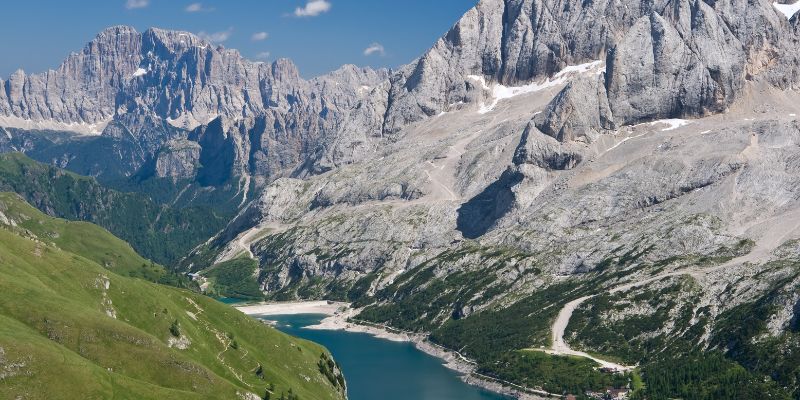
[269, 58, 302, 82]
[2, 0, 800, 187]
[141, 27, 211, 56]
[383, 0, 800, 136]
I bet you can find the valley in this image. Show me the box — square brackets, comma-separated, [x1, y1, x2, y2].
[2, 0, 800, 398]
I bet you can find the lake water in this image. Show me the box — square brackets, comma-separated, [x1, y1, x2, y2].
[262, 314, 508, 400]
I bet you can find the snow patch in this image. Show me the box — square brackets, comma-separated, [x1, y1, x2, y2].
[132, 67, 147, 78]
[238, 174, 251, 208]
[774, 1, 800, 19]
[468, 60, 604, 114]
[166, 113, 219, 131]
[650, 119, 690, 131]
[606, 131, 648, 153]
[0, 116, 110, 136]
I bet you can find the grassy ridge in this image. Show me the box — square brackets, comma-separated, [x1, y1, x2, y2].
[0, 193, 345, 400]
[0, 192, 165, 280]
[0, 153, 227, 266]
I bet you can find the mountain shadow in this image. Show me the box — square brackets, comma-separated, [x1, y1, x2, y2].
[456, 169, 523, 239]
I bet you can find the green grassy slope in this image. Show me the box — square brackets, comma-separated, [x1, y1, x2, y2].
[0, 192, 165, 281]
[0, 153, 228, 266]
[0, 193, 345, 400]
[202, 258, 264, 300]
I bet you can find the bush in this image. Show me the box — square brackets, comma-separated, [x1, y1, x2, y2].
[169, 319, 180, 337]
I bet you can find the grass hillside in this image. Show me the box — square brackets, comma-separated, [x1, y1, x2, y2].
[0, 193, 346, 400]
[202, 258, 265, 300]
[0, 153, 228, 266]
[0, 192, 165, 281]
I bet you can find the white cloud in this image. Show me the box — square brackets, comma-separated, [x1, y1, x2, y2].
[294, 0, 331, 17]
[185, 3, 214, 12]
[363, 42, 385, 56]
[197, 27, 233, 43]
[251, 32, 269, 41]
[125, 0, 149, 9]
[255, 52, 271, 61]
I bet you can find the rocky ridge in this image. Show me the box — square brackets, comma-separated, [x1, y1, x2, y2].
[4, 0, 797, 189]
[4, 0, 800, 396]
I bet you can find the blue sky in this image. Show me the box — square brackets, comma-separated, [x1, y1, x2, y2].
[0, 0, 476, 79]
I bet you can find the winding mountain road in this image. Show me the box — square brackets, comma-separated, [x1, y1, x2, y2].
[545, 206, 800, 371]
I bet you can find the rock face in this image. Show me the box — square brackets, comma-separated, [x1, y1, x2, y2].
[4, 0, 800, 303]
[0, 26, 141, 126]
[387, 0, 796, 141]
[153, 139, 201, 181]
[604, 5, 746, 125]
[534, 75, 615, 143]
[183, 0, 800, 307]
[1, 0, 798, 188]
[0, 27, 390, 184]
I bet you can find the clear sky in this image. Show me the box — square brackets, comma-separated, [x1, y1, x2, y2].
[0, 0, 477, 79]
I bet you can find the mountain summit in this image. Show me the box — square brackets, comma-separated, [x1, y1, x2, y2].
[1, 1, 798, 186]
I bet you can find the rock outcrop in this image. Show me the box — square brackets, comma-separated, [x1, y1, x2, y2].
[605, 5, 746, 125]
[153, 139, 201, 181]
[534, 75, 615, 143]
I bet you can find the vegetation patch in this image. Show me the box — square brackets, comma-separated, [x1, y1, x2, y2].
[632, 353, 789, 400]
[480, 351, 631, 396]
[204, 258, 264, 300]
[0, 153, 228, 266]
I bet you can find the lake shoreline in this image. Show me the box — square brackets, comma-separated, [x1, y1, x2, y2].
[234, 300, 346, 315]
[236, 301, 553, 400]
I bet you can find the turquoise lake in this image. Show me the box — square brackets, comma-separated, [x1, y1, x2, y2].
[262, 314, 508, 400]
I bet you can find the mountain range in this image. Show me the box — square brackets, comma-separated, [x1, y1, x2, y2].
[3, 0, 800, 397]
